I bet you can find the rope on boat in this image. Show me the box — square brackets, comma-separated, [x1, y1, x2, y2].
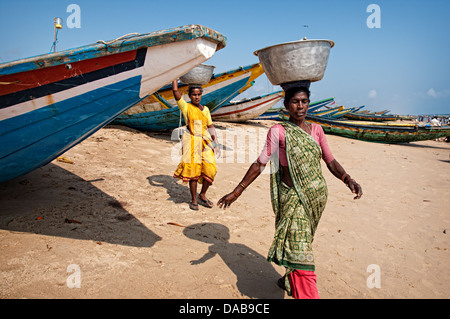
[96, 33, 140, 45]
[0, 80, 21, 85]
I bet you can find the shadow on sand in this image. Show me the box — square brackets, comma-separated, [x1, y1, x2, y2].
[147, 174, 191, 204]
[0, 164, 161, 247]
[183, 222, 285, 299]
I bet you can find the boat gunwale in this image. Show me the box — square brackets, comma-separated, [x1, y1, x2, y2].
[218, 90, 284, 108]
[154, 63, 261, 92]
[0, 24, 227, 76]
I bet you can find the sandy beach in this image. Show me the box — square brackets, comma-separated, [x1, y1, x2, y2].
[0, 119, 449, 299]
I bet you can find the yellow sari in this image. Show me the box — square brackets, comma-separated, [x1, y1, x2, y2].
[173, 98, 217, 184]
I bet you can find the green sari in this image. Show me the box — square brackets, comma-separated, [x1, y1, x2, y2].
[267, 121, 328, 293]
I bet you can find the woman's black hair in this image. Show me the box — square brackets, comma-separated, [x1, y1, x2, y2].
[283, 86, 311, 107]
[188, 85, 203, 96]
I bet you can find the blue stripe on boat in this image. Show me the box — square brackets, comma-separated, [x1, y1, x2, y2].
[0, 76, 144, 183]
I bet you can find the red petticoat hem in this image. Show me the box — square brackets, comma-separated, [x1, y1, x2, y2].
[173, 173, 213, 185]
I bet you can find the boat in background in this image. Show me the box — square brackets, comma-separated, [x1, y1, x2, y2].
[211, 90, 284, 122]
[284, 105, 365, 120]
[376, 110, 390, 115]
[310, 105, 345, 117]
[0, 24, 227, 183]
[343, 111, 397, 122]
[321, 105, 365, 119]
[121, 63, 263, 114]
[113, 63, 264, 130]
[306, 114, 450, 143]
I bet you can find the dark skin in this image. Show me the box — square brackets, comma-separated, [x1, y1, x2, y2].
[218, 91, 362, 209]
[172, 80, 220, 207]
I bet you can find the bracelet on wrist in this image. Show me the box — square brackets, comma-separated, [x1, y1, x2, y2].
[341, 173, 351, 184]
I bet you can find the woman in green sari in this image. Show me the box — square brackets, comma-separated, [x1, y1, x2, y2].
[217, 86, 362, 299]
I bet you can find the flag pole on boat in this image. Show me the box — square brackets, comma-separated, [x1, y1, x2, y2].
[52, 17, 63, 53]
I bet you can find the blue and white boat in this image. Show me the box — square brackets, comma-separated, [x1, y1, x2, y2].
[0, 24, 227, 183]
[112, 63, 264, 130]
[211, 90, 284, 122]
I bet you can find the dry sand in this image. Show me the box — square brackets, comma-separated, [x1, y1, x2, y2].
[1, 120, 449, 299]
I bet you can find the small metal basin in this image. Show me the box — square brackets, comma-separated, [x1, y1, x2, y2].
[254, 39, 334, 85]
[179, 64, 215, 85]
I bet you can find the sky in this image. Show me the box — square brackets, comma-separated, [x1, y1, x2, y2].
[1, 0, 449, 115]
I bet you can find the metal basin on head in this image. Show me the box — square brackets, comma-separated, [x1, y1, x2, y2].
[254, 39, 334, 85]
[180, 64, 215, 85]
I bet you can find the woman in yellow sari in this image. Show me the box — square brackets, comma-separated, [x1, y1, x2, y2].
[172, 80, 220, 210]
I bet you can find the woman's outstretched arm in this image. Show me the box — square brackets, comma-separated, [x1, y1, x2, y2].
[326, 159, 363, 199]
[217, 162, 266, 209]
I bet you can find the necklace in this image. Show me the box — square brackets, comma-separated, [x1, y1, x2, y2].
[302, 122, 311, 135]
[289, 119, 312, 135]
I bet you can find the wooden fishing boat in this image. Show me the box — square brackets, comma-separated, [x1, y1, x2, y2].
[0, 24, 227, 183]
[113, 63, 264, 130]
[122, 63, 264, 113]
[310, 105, 345, 117]
[211, 90, 284, 122]
[343, 111, 398, 122]
[306, 114, 450, 143]
[325, 105, 365, 119]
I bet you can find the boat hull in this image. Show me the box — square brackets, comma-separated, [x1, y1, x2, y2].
[306, 114, 450, 143]
[1, 77, 144, 182]
[122, 63, 264, 114]
[113, 64, 264, 130]
[211, 91, 283, 122]
[343, 112, 397, 122]
[0, 25, 227, 183]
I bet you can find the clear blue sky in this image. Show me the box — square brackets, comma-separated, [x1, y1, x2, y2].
[1, 0, 449, 115]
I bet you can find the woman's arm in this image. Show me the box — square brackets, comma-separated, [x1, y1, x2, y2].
[217, 125, 278, 209]
[207, 124, 217, 144]
[326, 159, 363, 199]
[217, 161, 266, 209]
[207, 124, 221, 156]
[172, 80, 182, 101]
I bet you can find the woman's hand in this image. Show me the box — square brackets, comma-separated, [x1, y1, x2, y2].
[326, 160, 363, 200]
[217, 193, 237, 209]
[214, 144, 221, 158]
[347, 179, 363, 199]
[217, 163, 264, 210]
